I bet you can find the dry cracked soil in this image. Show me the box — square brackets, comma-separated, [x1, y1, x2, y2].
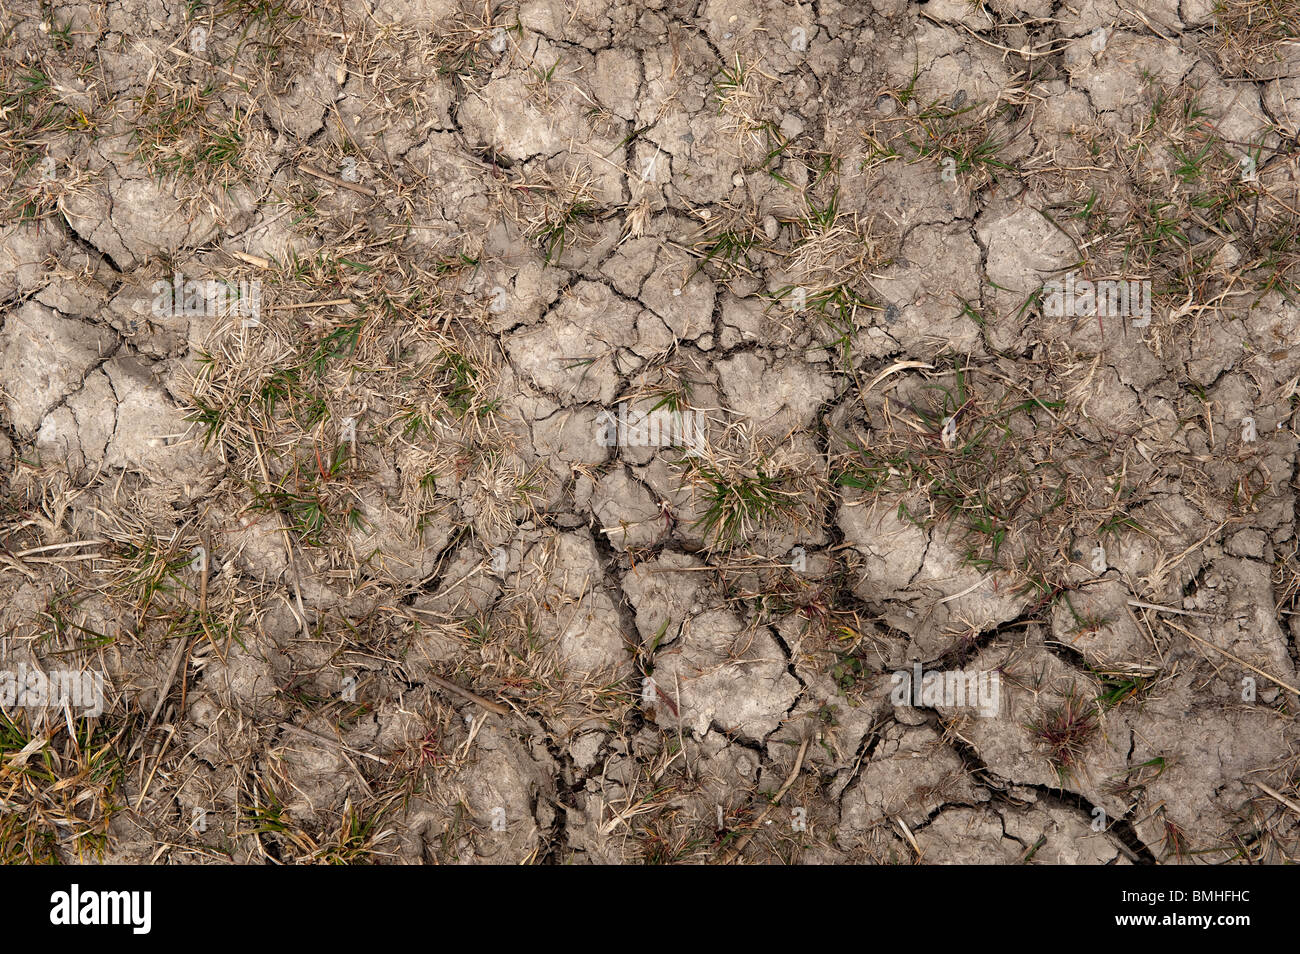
[2, 0, 1300, 865]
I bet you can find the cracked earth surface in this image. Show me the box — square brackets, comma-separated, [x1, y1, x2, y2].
[2, 0, 1300, 863]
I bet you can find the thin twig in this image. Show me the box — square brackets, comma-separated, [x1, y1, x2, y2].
[1254, 782, 1300, 817]
[717, 736, 809, 864]
[265, 298, 354, 311]
[1127, 599, 1213, 618]
[300, 163, 377, 197]
[425, 672, 510, 716]
[278, 722, 388, 767]
[1162, 619, 1300, 697]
